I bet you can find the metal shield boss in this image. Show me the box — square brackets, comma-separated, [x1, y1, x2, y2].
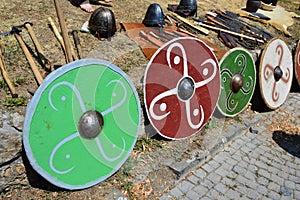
[217, 48, 256, 117]
[23, 59, 141, 190]
[259, 38, 293, 109]
[295, 40, 300, 87]
[144, 37, 220, 140]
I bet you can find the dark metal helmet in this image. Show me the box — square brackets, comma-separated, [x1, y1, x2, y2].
[142, 3, 165, 27]
[246, 0, 261, 12]
[261, 0, 278, 6]
[176, 0, 197, 17]
[88, 7, 117, 39]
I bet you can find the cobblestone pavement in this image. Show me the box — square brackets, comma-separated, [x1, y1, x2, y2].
[160, 93, 300, 200]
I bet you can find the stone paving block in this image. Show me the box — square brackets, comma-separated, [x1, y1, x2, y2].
[202, 163, 215, 174]
[240, 146, 252, 154]
[244, 171, 256, 181]
[255, 160, 269, 170]
[282, 166, 296, 176]
[225, 189, 242, 199]
[178, 180, 194, 194]
[270, 174, 284, 186]
[207, 173, 222, 184]
[213, 151, 231, 163]
[294, 191, 300, 200]
[232, 154, 242, 162]
[234, 138, 247, 146]
[230, 141, 242, 150]
[272, 161, 284, 169]
[267, 181, 280, 192]
[296, 183, 300, 190]
[280, 186, 293, 197]
[227, 171, 238, 179]
[169, 187, 183, 198]
[278, 171, 289, 180]
[214, 182, 229, 194]
[257, 177, 269, 186]
[206, 189, 220, 199]
[209, 159, 221, 169]
[258, 168, 271, 179]
[245, 179, 259, 190]
[225, 157, 238, 166]
[215, 166, 230, 177]
[288, 174, 299, 183]
[268, 190, 281, 200]
[257, 185, 268, 195]
[286, 161, 298, 170]
[284, 180, 296, 190]
[267, 165, 279, 175]
[237, 160, 249, 169]
[236, 175, 248, 185]
[193, 184, 208, 197]
[221, 177, 236, 188]
[193, 168, 207, 180]
[233, 165, 247, 175]
[200, 179, 214, 189]
[187, 174, 200, 185]
[186, 189, 201, 200]
[246, 187, 259, 199]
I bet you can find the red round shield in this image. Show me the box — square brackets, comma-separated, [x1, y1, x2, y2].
[144, 37, 220, 140]
[295, 40, 300, 87]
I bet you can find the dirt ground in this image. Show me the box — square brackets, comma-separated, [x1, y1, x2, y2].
[0, 0, 299, 199]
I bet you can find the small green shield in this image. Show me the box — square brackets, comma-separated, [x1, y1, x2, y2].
[23, 59, 141, 190]
[217, 48, 256, 117]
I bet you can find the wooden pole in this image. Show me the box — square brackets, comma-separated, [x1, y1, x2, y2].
[25, 22, 53, 71]
[53, 0, 73, 63]
[195, 21, 265, 44]
[14, 31, 43, 85]
[0, 43, 18, 97]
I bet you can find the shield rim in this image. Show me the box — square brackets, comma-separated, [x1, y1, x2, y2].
[143, 37, 220, 140]
[259, 37, 293, 110]
[294, 39, 300, 87]
[217, 47, 256, 117]
[22, 58, 141, 190]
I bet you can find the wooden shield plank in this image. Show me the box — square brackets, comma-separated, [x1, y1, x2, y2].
[23, 59, 141, 190]
[144, 37, 220, 140]
[295, 40, 300, 87]
[217, 48, 256, 117]
[259, 38, 293, 109]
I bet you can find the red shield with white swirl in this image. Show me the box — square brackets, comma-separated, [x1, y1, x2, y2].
[295, 40, 300, 87]
[144, 37, 220, 140]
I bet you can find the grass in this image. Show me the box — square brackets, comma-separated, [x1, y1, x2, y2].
[5, 96, 27, 107]
[134, 137, 165, 153]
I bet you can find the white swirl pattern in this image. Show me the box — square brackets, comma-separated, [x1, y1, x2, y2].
[149, 42, 217, 130]
[48, 80, 127, 174]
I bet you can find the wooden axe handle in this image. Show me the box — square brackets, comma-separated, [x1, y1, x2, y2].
[48, 17, 78, 61]
[14, 32, 43, 85]
[0, 44, 17, 97]
[53, 0, 73, 63]
[72, 30, 82, 59]
[48, 17, 65, 50]
[25, 22, 53, 71]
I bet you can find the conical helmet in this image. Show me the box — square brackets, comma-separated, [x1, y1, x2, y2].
[176, 0, 197, 16]
[142, 3, 165, 27]
[88, 7, 117, 39]
[261, 0, 278, 6]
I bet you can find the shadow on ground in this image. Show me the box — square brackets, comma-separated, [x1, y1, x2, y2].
[272, 131, 300, 158]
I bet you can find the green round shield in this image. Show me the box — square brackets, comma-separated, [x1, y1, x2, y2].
[217, 48, 256, 117]
[23, 59, 141, 190]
